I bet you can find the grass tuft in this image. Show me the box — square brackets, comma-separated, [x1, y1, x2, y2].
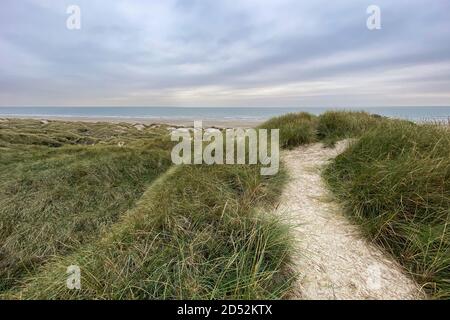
[317, 111, 385, 146]
[0, 119, 294, 299]
[259, 112, 318, 149]
[324, 121, 450, 298]
[5, 165, 294, 300]
[0, 119, 173, 292]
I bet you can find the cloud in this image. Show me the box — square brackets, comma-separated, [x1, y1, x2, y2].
[0, 0, 449, 106]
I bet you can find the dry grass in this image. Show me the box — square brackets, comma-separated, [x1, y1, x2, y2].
[324, 121, 450, 298]
[0, 118, 295, 299]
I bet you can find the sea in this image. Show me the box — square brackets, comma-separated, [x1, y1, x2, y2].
[0, 106, 449, 122]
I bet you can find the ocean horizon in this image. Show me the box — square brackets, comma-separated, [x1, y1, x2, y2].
[1, 106, 450, 122]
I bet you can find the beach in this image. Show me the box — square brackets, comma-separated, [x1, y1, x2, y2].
[0, 115, 264, 128]
[1, 110, 448, 300]
[2, 0, 450, 304]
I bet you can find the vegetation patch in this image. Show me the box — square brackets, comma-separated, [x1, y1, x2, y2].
[260, 110, 387, 149]
[316, 111, 386, 146]
[0, 119, 294, 299]
[324, 121, 450, 298]
[6, 165, 294, 299]
[0, 119, 173, 291]
[5, 112, 446, 300]
[259, 112, 318, 149]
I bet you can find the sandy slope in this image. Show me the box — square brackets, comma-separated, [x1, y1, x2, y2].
[0, 116, 261, 129]
[279, 141, 423, 300]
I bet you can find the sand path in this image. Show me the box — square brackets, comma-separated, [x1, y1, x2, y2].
[279, 141, 423, 300]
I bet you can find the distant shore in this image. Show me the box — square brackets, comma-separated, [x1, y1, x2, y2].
[2, 107, 449, 125]
[0, 115, 264, 128]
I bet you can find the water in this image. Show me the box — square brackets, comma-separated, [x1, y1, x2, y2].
[0, 106, 449, 122]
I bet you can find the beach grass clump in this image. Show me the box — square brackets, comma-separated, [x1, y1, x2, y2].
[324, 121, 450, 298]
[0, 118, 170, 148]
[259, 112, 318, 149]
[0, 119, 173, 292]
[259, 111, 386, 149]
[6, 164, 294, 300]
[1, 118, 294, 299]
[317, 111, 385, 145]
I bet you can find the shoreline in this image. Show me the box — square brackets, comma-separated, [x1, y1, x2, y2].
[0, 115, 264, 128]
[1, 114, 448, 128]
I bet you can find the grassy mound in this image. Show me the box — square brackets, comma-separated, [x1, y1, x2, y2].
[7, 165, 293, 299]
[259, 110, 385, 150]
[0, 119, 173, 291]
[1, 118, 294, 299]
[9, 112, 445, 300]
[0, 146, 171, 291]
[259, 112, 317, 149]
[317, 111, 384, 146]
[324, 121, 450, 298]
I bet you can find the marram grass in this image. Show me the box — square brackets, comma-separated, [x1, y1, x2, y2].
[324, 121, 450, 298]
[4, 165, 294, 300]
[0, 118, 295, 299]
[2, 112, 449, 300]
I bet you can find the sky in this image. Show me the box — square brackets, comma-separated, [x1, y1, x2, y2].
[0, 0, 449, 107]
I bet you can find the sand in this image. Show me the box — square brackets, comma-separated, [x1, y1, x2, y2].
[279, 141, 424, 300]
[0, 115, 263, 128]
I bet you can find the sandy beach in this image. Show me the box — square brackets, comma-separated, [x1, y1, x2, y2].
[0, 115, 264, 128]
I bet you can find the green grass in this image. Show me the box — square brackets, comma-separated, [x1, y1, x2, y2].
[259, 112, 317, 149]
[0, 118, 294, 299]
[5, 165, 294, 300]
[324, 121, 450, 298]
[317, 111, 386, 146]
[0, 119, 173, 292]
[259, 110, 386, 149]
[6, 112, 446, 300]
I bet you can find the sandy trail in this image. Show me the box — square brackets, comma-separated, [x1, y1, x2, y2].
[279, 141, 423, 300]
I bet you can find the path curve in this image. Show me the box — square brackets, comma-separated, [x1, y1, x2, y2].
[279, 141, 423, 300]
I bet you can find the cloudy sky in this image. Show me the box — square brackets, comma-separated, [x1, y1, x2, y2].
[1, 0, 449, 107]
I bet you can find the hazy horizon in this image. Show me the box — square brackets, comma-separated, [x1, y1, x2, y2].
[1, 0, 450, 107]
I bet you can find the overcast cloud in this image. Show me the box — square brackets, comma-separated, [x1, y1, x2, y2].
[0, 0, 449, 107]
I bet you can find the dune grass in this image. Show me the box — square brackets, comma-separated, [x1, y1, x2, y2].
[0, 118, 294, 299]
[5, 112, 447, 300]
[259, 112, 318, 149]
[324, 121, 450, 298]
[0, 146, 172, 292]
[316, 111, 386, 146]
[0, 119, 173, 292]
[5, 164, 293, 300]
[259, 110, 386, 149]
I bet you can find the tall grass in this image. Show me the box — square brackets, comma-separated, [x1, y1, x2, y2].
[1, 119, 294, 299]
[8, 112, 444, 300]
[259, 110, 385, 149]
[0, 119, 173, 292]
[324, 121, 450, 298]
[0, 146, 172, 292]
[259, 112, 317, 149]
[317, 111, 385, 146]
[6, 165, 294, 299]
